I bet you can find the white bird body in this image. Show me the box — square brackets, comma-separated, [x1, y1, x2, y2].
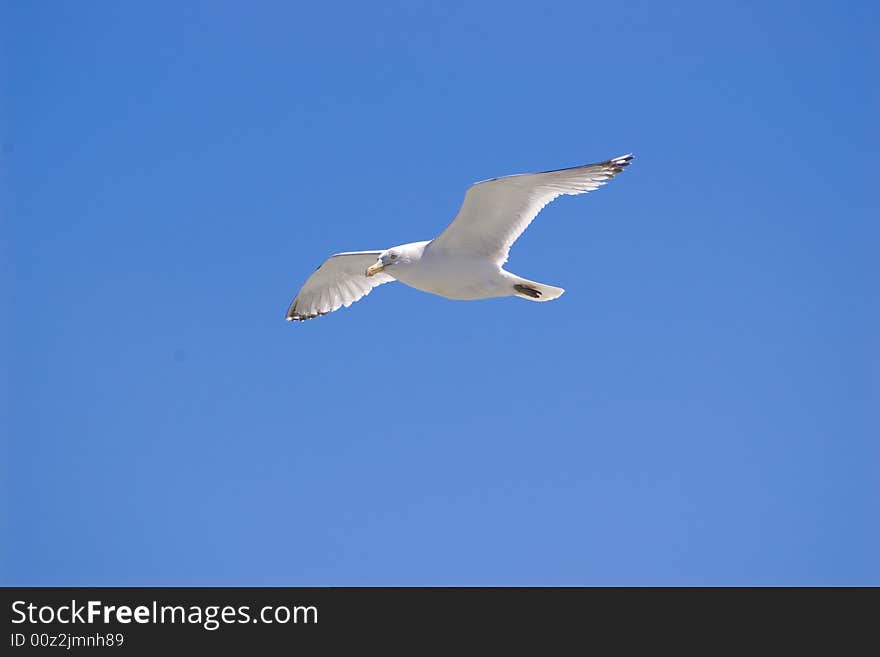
[286, 154, 633, 321]
[383, 241, 513, 301]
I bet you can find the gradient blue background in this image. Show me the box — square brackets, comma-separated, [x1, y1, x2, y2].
[3, 1, 877, 585]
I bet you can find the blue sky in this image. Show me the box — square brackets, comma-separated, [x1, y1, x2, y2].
[3, 1, 877, 585]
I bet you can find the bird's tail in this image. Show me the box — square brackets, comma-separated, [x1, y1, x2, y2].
[510, 275, 565, 302]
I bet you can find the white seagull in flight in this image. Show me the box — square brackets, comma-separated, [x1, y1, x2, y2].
[286, 153, 633, 321]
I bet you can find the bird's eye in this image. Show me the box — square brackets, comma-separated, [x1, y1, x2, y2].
[389, 253, 398, 260]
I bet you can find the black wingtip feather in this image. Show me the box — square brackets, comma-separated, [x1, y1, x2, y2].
[286, 304, 329, 322]
[534, 153, 634, 177]
[605, 153, 633, 174]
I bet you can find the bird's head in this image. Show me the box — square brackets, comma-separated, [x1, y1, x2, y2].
[365, 242, 428, 277]
[365, 249, 399, 277]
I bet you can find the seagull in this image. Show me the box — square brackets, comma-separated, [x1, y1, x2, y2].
[286, 153, 633, 321]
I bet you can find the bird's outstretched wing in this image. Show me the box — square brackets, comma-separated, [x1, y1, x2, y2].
[428, 154, 633, 265]
[286, 251, 394, 321]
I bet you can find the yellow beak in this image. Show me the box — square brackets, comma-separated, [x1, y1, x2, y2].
[365, 262, 385, 277]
